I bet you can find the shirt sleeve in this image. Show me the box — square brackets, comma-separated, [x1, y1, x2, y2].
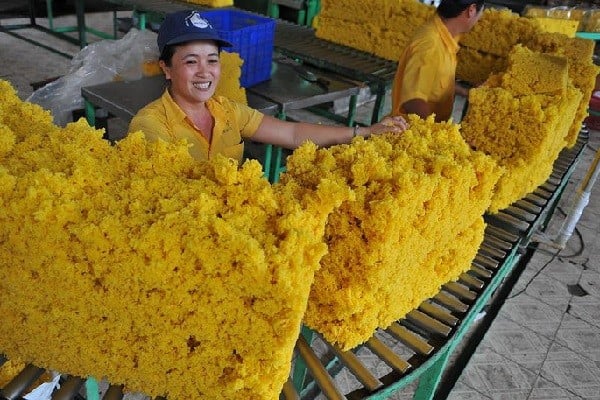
[128, 103, 173, 144]
[400, 44, 442, 103]
[228, 100, 264, 139]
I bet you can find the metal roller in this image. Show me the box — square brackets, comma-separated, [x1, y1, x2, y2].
[502, 205, 537, 222]
[513, 199, 543, 215]
[419, 302, 459, 326]
[484, 225, 520, 245]
[364, 337, 411, 373]
[479, 242, 506, 260]
[296, 336, 346, 399]
[442, 282, 477, 302]
[282, 380, 300, 400]
[386, 323, 433, 355]
[481, 234, 513, 252]
[469, 264, 493, 279]
[485, 211, 531, 234]
[103, 385, 124, 400]
[0, 364, 45, 400]
[432, 292, 469, 313]
[52, 376, 85, 400]
[459, 273, 485, 290]
[405, 310, 452, 337]
[328, 346, 382, 391]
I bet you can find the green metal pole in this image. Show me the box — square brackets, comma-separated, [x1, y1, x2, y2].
[267, 1, 280, 19]
[371, 83, 387, 124]
[85, 377, 100, 400]
[46, 0, 54, 30]
[85, 100, 96, 127]
[306, 0, 318, 26]
[75, 0, 87, 48]
[347, 93, 357, 127]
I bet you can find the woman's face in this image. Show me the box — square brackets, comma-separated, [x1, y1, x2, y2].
[160, 40, 221, 106]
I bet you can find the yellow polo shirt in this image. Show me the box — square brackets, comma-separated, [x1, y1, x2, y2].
[391, 15, 460, 122]
[129, 89, 264, 163]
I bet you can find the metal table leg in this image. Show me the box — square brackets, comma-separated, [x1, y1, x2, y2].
[85, 99, 97, 127]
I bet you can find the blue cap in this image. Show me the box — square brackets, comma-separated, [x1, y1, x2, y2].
[157, 10, 232, 54]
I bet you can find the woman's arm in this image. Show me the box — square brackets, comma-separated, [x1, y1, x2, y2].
[250, 115, 408, 149]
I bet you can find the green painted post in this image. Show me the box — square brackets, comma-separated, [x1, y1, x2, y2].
[306, 0, 318, 26]
[85, 100, 96, 127]
[138, 11, 147, 30]
[46, 0, 54, 30]
[371, 83, 388, 124]
[267, 2, 280, 19]
[85, 377, 100, 400]
[297, 9, 307, 25]
[263, 144, 273, 180]
[268, 110, 288, 183]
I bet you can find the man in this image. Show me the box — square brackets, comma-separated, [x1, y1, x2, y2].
[390, 0, 485, 122]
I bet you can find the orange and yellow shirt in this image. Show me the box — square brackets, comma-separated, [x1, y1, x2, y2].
[391, 15, 460, 122]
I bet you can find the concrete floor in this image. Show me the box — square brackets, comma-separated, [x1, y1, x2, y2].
[1, 7, 599, 400]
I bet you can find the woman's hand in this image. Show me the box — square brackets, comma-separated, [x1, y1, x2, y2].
[363, 115, 409, 137]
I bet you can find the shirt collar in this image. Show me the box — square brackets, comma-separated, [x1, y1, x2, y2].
[161, 88, 188, 123]
[433, 14, 460, 54]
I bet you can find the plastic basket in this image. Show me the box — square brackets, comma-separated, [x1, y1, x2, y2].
[200, 9, 275, 88]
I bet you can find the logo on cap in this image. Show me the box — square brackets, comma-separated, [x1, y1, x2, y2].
[185, 12, 211, 30]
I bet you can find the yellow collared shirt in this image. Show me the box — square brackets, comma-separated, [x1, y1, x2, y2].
[391, 15, 460, 122]
[129, 89, 264, 163]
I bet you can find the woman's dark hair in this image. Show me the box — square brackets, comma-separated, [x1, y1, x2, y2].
[159, 44, 177, 66]
[437, 0, 485, 19]
[159, 42, 223, 67]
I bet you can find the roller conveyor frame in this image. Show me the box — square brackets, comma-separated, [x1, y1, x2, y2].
[277, 129, 589, 400]
[272, 21, 399, 125]
[0, 129, 589, 400]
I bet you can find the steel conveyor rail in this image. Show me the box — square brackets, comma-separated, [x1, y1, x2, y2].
[0, 130, 589, 400]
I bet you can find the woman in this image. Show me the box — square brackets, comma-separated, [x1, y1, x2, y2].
[129, 10, 408, 163]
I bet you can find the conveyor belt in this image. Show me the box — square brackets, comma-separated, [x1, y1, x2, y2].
[0, 131, 589, 400]
[273, 21, 398, 85]
[273, 21, 398, 124]
[278, 129, 589, 400]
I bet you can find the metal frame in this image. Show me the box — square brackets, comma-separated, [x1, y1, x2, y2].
[267, 0, 319, 27]
[0, 0, 117, 56]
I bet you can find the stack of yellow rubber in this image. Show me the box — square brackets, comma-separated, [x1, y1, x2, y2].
[526, 32, 598, 147]
[315, 0, 434, 61]
[457, 8, 543, 86]
[458, 9, 597, 149]
[0, 80, 349, 399]
[217, 52, 247, 104]
[461, 45, 582, 213]
[280, 116, 502, 350]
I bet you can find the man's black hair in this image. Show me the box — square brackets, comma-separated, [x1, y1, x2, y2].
[437, 0, 485, 19]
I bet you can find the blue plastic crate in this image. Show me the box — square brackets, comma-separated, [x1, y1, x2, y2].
[200, 9, 275, 88]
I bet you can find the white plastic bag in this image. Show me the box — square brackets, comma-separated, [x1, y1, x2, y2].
[27, 29, 159, 127]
